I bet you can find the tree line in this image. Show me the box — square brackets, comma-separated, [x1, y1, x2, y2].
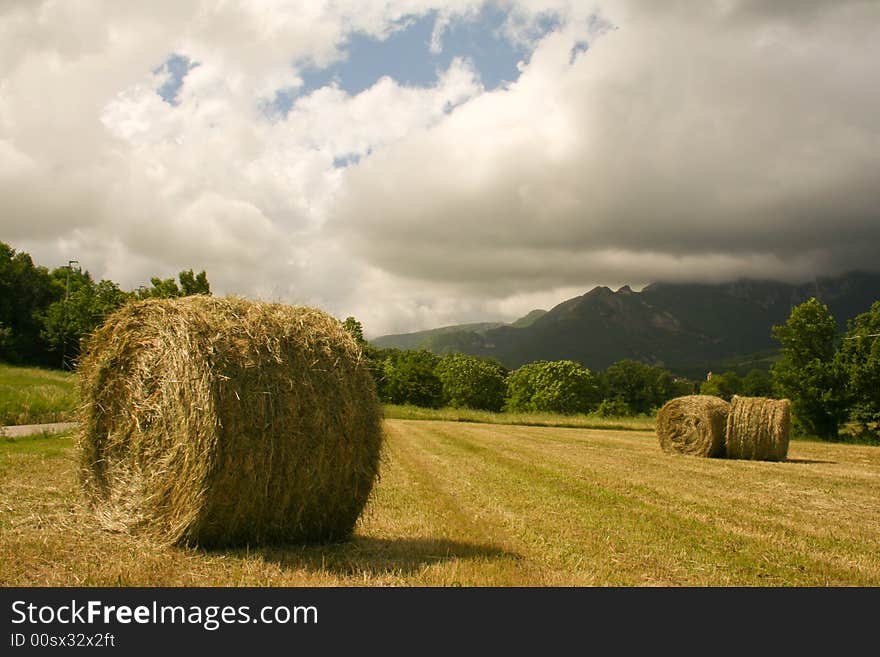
[3, 241, 877, 440]
[358, 346, 698, 416]
[344, 315, 696, 417]
[345, 294, 880, 442]
[0, 241, 210, 368]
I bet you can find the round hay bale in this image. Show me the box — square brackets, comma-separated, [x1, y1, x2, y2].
[76, 296, 383, 548]
[656, 395, 730, 457]
[725, 395, 791, 461]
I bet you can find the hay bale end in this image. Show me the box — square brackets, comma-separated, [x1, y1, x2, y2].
[656, 395, 730, 457]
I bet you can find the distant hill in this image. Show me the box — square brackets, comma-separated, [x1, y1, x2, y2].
[371, 309, 548, 352]
[371, 322, 504, 351]
[370, 271, 880, 374]
[509, 309, 547, 328]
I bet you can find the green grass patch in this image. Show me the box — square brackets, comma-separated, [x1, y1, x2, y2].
[382, 404, 655, 431]
[1, 430, 75, 456]
[0, 363, 78, 425]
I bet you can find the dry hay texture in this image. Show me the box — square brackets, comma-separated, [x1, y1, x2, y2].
[656, 395, 730, 457]
[77, 296, 383, 548]
[725, 395, 791, 462]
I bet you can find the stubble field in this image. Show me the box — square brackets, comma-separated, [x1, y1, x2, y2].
[2, 418, 878, 586]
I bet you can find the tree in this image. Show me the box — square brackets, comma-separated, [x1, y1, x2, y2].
[740, 369, 774, 397]
[0, 242, 57, 365]
[595, 398, 633, 417]
[601, 359, 677, 414]
[382, 349, 443, 408]
[178, 269, 211, 296]
[505, 360, 600, 414]
[342, 316, 366, 347]
[699, 371, 741, 401]
[771, 298, 849, 439]
[837, 301, 880, 430]
[530, 360, 601, 414]
[506, 362, 541, 412]
[138, 269, 211, 299]
[435, 354, 507, 411]
[362, 346, 396, 402]
[41, 277, 133, 367]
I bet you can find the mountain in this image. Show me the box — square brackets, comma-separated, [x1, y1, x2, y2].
[371, 321, 504, 351]
[371, 309, 546, 351]
[509, 309, 547, 328]
[370, 271, 880, 374]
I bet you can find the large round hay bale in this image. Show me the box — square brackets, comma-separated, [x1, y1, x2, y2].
[77, 296, 383, 548]
[725, 395, 790, 461]
[656, 395, 730, 457]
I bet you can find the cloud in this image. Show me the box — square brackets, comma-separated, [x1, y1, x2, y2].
[332, 0, 880, 310]
[2, 1, 879, 337]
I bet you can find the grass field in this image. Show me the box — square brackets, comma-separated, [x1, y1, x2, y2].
[383, 404, 655, 431]
[2, 419, 878, 586]
[0, 364, 78, 426]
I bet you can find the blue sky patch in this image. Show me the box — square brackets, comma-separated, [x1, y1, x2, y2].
[296, 5, 562, 102]
[332, 152, 365, 169]
[155, 54, 198, 105]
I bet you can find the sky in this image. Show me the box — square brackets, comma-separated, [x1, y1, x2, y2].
[2, 0, 879, 337]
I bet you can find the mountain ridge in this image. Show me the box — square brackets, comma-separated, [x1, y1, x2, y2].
[370, 270, 880, 374]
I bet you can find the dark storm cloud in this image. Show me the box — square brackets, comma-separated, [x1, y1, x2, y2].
[332, 0, 880, 294]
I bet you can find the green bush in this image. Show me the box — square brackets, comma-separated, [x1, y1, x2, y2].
[505, 362, 544, 412]
[595, 398, 633, 417]
[506, 360, 600, 414]
[381, 349, 443, 408]
[601, 359, 677, 414]
[435, 354, 507, 411]
[699, 371, 741, 401]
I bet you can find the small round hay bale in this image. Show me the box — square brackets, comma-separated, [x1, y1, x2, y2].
[77, 296, 383, 548]
[656, 395, 730, 457]
[724, 395, 791, 461]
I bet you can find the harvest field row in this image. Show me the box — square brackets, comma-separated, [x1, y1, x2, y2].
[2, 419, 879, 586]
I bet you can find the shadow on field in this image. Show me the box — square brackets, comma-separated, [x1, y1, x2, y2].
[243, 536, 517, 576]
[785, 458, 837, 465]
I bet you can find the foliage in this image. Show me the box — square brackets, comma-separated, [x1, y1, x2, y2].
[0, 240, 213, 370]
[505, 360, 600, 414]
[435, 353, 507, 411]
[137, 269, 211, 299]
[601, 359, 678, 414]
[595, 398, 634, 417]
[342, 316, 366, 346]
[771, 298, 849, 439]
[178, 269, 211, 296]
[41, 276, 133, 367]
[0, 243, 57, 365]
[381, 349, 443, 408]
[740, 368, 774, 397]
[505, 361, 544, 412]
[699, 370, 741, 401]
[837, 301, 880, 429]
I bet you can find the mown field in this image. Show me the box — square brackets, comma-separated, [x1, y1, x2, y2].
[2, 419, 878, 586]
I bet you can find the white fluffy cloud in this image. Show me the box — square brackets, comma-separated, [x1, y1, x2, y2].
[2, 1, 879, 336]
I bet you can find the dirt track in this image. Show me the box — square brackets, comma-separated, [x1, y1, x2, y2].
[0, 422, 76, 437]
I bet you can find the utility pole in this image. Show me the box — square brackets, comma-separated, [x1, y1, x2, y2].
[61, 259, 79, 370]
